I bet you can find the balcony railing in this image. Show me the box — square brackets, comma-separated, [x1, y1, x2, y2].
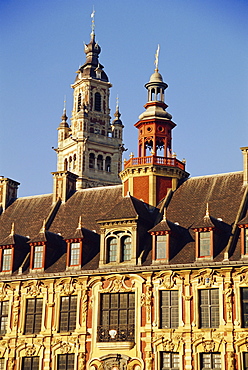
[97, 324, 135, 342]
[124, 155, 185, 171]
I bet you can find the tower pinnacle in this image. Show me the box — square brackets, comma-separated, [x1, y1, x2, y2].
[154, 44, 160, 72]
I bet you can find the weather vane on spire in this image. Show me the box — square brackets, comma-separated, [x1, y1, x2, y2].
[91, 7, 95, 35]
[116, 95, 119, 110]
[154, 44, 160, 72]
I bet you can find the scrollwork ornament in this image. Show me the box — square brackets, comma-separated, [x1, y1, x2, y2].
[163, 339, 175, 352]
[25, 345, 36, 356]
[101, 276, 134, 293]
[60, 342, 72, 354]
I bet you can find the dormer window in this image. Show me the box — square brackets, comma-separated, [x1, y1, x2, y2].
[195, 229, 213, 259]
[239, 226, 248, 256]
[1, 248, 12, 272]
[69, 242, 81, 267]
[156, 234, 168, 259]
[199, 231, 211, 257]
[33, 245, 44, 269]
[105, 231, 132, 264]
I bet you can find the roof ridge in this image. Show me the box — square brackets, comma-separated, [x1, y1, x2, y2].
[16, 193, 53, 200]
[188, 171, 242, 180]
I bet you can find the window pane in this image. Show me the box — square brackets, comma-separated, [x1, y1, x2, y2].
[201, 353, 221, 369]
[57, 354, 75, 370]
[98, 293, 135, 342]
[161, 352, 179, 370]
[33, 246, 43, 269]
[122, 236, 131, 261]
[70, 242, 80, 266]
[59, 296, 77, 332]
[24, 298, 43, 334]
[107, 238, 117, 262]
[241, 288, 248, 328]
[22, 357, 39, 370]
[0, 301, 8, 335]
[245, 229, 248, 254]
[244, 352, 248, 370]
[199, 232, 210, 257]
[200, 289, 219, 328]
[160, 290, 178, 329]
[156, 235, 167, 259]
[2, 249, 12, 271]
[0, 358, 4, 370]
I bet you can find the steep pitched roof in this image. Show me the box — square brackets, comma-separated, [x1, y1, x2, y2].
[50, 185, 123, 238]
[0, 194, 54, 243]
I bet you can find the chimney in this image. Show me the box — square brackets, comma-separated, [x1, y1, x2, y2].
[241, 147, 248, 186]
[51, 171, 78, 203]
[0, 177, 20, 213]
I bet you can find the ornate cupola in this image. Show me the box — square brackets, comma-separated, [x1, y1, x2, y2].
[120, 46, 189, 207]
[54, 12, 124, 191]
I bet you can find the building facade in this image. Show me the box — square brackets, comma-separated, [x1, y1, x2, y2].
[0, 23, 248, 370]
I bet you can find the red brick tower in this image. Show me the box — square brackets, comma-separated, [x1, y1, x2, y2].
[120, 50, 189, 206]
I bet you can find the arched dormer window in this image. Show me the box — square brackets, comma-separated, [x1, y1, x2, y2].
[105, 156, 111, 172]
[107, 237, 117, 263]
[89, 153, 95, 169]
[94, 92, 101, 111]
[97, 155, 103, 171]
[77, 93, 82, 112]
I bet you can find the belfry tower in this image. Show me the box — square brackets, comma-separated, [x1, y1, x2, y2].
[120, 47, 189, 206]
[54, 14, 123, 192]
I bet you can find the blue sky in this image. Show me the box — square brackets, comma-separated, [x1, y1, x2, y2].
[0, 0, 247, 197]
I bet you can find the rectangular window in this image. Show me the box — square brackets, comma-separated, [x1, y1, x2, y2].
[57, 354, 75, 370]
[69, 242, 80, 266]
[245, 229, 248, 255]
[1, 249, 12, 271]
[241, 288, 248, 328]
[98, 292, 135, 342]
[156, 234, 167, 259]
[200, 353, 221, 369]
[161, 352, 179, 370]
[33, 246, 44, 269]
[22, 357, 39, 370]
[199, 232, 211, 257]
[160, 290, 178, 328]
[199, 289, 219, 328]
[0, 358, 5, 370]
[24, 298, 43, 334]
[59, 296, 77, 332]
[0, 301, 8, 335]
[243, 352, 248, 370]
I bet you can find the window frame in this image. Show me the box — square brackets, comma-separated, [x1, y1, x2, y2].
[66, 240, 82, 268]
[105, 231, 132, 265]
[200, 352, 221, 369]
[241, 287, 248, 328]
[243, 352, 248, 370]
[195, 228, 214, 259]
[94, 92, 101, 112]
[21, 356, 40, 370]
[30, 243, 45, 270]
[199, 289, 219, 328]
[97, 292, 135, 342]
[57, 353, 75, 370]
[0, 358, 5, 370]
[59, 295, 77, 333]
[160, 290, 179, 329]
[160, 351, 180, 370]
[0, 300, 9, 335]
[24, 297, 43, 335]
[0, 247, 13, 272]
[155, 233, 169, 260]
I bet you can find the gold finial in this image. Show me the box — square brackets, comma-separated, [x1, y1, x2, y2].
[41, 220, 46, 233]
[63, 95, 66, 114]
[91, 7, 95, 36]
[154, 44, 160, 72]
[116, 95, 119, 110]
[163, 207, 167, 221]
[10, 222, 15, 236]
[205, 203, 210, 218]
[77, 215, 83, 229]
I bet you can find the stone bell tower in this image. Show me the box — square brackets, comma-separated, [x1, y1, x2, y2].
[54, 14, 124, 191]
[120, 47, 189, 206]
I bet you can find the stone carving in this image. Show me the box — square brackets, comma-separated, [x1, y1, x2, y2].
[227, 352, 235, 370]
[194, 269, 221, 287]
[23, 280, 44, 297]
[154, 271, 182, 289]
[202, 340, 215, 352]
[56, 277, 77, 295]
[224, 282, 233, 320]
[0, 282, 12, 300]
[12, 299, 20, 328]
[163, 339, 175, 352]
[8, 358, 15, 370]
[81, 291, 88, 322]
[79, 353, 86, 370]
[25, 345, 36, 356]
[101, 276, 134, 293]
[140, 283, 152, 322]
[60, 342, 72, 354]
[145, 352, 153, 370]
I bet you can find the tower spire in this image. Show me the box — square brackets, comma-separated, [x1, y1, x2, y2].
[91, 7, 95, 38]
[154, 44, 160, 72]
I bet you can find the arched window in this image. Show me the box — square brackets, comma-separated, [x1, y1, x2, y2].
[107, 238, 117, 263]
[105, 156, 111, 172]
[151, 88, 156, 101]
[121, 236, 131, 261]
[97, 155, 103, 171]
[94, 92, 101, 111]
[77, 93, 82, 112]
[89, 153, 95, 169]
[69, 156, 72, 171]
